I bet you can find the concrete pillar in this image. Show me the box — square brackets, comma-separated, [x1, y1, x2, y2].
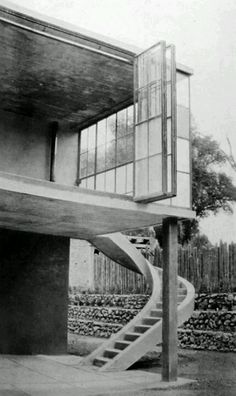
[69, 239, 94, 292]
[162, 217, 178, 381]
[0, 229, 69, 354]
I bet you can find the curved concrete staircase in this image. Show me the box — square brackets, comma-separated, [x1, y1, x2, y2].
[83, 232, 195, 371]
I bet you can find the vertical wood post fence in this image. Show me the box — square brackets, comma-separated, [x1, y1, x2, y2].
[93, 242, 236, 294]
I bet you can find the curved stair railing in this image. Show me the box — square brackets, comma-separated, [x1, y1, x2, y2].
[82, 232, 195, 371]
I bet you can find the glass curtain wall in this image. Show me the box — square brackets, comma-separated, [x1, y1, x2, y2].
[79, 106, 134, 195]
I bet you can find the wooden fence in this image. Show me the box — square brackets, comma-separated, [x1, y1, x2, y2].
[93, 242, 236, 294]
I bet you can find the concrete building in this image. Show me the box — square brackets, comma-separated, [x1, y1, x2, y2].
[0, 0, 195, 381]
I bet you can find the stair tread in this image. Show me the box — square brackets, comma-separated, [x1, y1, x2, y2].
[126, 332, 141, 336]
[105, 348, 120, 353]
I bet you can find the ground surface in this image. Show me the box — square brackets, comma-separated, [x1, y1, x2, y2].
[0, 350, 235, 395]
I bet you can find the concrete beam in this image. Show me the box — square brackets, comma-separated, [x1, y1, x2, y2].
[0, 172, 195, 239]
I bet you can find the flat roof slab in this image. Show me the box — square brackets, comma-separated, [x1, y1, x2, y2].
[0, 172, 195, 239]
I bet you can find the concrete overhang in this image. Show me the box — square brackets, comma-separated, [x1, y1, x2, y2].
[0, 172, 195, 239]
[0, 0, 193, 130]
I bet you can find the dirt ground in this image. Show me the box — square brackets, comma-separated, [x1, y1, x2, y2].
[107, 349, 236, 396]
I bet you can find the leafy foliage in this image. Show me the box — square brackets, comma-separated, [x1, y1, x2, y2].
[192, 132, 236, 218]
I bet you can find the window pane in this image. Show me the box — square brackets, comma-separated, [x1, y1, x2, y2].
[117, 137, 128, 165]
[87, 176, 95, 190]
[96, 144, 105, 172]
[167, 154, 172, 192]
[149, 82, 161, 118]
[135, 122, 148, 160]
[148, 46, 161, 83]
[138, 54, 148, 86]
[126, 134, 134, 162]
[167, 118, 172, 155]
[96, 172, 105, 191]
[177, 72, 189, 108]
[107, 114, 116, 142]
[177, 138, 190, 173]
[80, 178, 87, 188]
[126, 163, 133, 193]
[138, 88, 148, 122]
[105, 170, 115, 193]
[97, 119, 106, 146]
[171, 172, 190, 208]
[87, 149, 95, 175]
[127, 106, 134, 134]
[177, 105, 190, 139]
[80, 152, 87, 178]
[116, 165, 126, 194]
[80, 129, 87, 153]
[117, 109, 127, 138]
[135, 159, 148, 196]
[149, 117, 162, 156]
[106, 140, 116, 169]
[148, 154, 162, 194]
[167, 82, 171, 117]
[88, 125, 96, 150]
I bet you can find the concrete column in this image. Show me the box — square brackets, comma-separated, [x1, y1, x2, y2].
[0, 229, 69, 354]
[162, 217, 178, 381]
[69, 239, 95, 292]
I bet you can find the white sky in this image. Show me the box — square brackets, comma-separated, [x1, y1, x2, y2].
[2, 0, 236, 243]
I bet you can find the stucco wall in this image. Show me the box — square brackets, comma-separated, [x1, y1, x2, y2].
[0, 229, 70, 354]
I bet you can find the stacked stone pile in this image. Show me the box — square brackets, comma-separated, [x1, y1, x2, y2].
[68, 293, 236, 351]
[179, 293, 236, 351]
[68, 294, 147, 338]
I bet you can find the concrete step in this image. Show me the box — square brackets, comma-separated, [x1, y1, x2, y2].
[93, 357, 110, 367]
[114, 340, 131, 350]
[104, 348, 120, 358]
[150, 309, 163, 318]
[142, 316, 160, 326]
[134, 324, 151, 334]
[124, 332, 141, 342]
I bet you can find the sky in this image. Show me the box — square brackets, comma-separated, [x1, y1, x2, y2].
[2, 0, 236, 243]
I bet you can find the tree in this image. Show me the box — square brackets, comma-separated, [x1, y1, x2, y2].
[192, 131, 236, 218]
[155, 129, 236, 245]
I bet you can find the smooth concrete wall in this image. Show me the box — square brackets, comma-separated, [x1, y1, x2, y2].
[0, 109, 51, 180]
[0, 229, 70, 354]
[69, 239, 94, 291]
[55, 123, 79, 186]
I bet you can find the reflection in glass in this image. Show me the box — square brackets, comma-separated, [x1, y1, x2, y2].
[136, 159, 148, 196]
[97, 119, 106, 146]
[80, 129, 87, 153]
[135, 123, 148, 160]
[171, 172, 190, 208]
[127, 106, 134, 134]
[177, 72, 189, 108]
[105, 170, 115, 193]
[87, 176, 95, 190]
[177, 138, 190, 173]
[96, 172, 105, 191]
[149, 83, 161, 118]
[96, 144, 105, 172]
[126, 163, 133, 193]
[105, 140, 116, 169]
[80, 152, 87, 178]
[138, 88, 148, 122]
[116, 165, 126, 194]
[107, 114, 116, 142]
[126, 134, 134, 162]
[149, 117, 162, 156]
[177, 105, 190, 139]
[117, 137, 128, 165]
[117, 109, 126, 138]
[87, 149, 95, 175]
[88, 125, 96, 150]
[149, 155, 162, 194]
